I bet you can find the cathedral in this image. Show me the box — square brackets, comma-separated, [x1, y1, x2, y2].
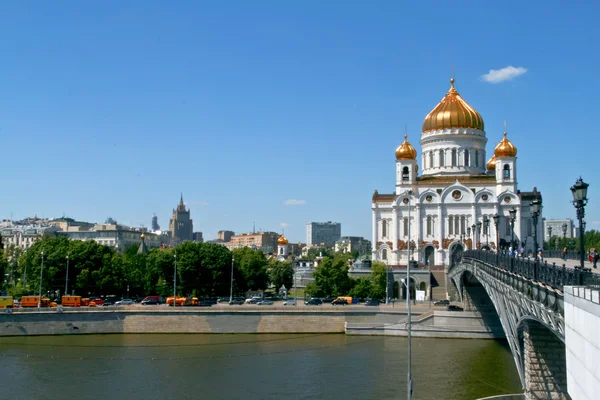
[372, 78, 543, 268]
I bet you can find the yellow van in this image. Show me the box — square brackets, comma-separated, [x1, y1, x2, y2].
[0, 296, 13, 308]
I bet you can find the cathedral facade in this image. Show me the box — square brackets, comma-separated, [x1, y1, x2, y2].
[372, 78, 542, 268]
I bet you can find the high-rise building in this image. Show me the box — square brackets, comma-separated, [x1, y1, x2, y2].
[306, 222, 341, 246]
[193, 232, 204, 242]
[169, 194, 193, 244]
[217, 230, 235, 242]
[151, 214, 160, 232]
[543, 219, 574, 241]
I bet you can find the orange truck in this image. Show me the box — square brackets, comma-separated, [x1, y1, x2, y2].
[61, 296, 82, 307]
[166, 296, 189, 306]
[21, 296, 54, 307]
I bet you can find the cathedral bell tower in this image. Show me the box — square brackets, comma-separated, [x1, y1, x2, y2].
[395, 135, 418, 192]
[493, 128, 518, 192]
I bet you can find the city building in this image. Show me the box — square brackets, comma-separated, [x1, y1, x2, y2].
[306, 221, 341, 246]
[151, 214, 160, 232]
[372, 77, 543, 267]
[217, 230, 235, 242]
[543, 219, 574, 241]
[335, 236, 372, 256]
[59, 223, 161, 252]
[0, 224, 61, 250]
[193, 232, 204, 242]
[48, 217, 95, 231]
[229, 231, 280, 253]
[169, 194, 193, 244]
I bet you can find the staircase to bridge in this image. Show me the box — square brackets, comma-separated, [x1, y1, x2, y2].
[448, 250, 600, 400]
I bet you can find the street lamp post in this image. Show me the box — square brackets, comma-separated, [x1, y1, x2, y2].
[562, 223, 567, 238]
[385, 261, 389, 305]
[531, 199, 542, 254]
[547, 226, 553, 249]
[509, 208, 517, 252]
[483, 216, 490, 248]
[471, 224, 476, 248]
[493, 214, 500, 263]
[476, 221, 482, 249]
[173, 252, 177, 308]
[65, 254, 70, 296]
[229, 255, 234, 303]
[467, 227, 471, 249]
[406, 189, 414, 400]
[570, 177, 589, 270]
[38, 249, 44, 308]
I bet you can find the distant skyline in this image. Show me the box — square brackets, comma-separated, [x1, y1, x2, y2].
[1, 1, 598, 243]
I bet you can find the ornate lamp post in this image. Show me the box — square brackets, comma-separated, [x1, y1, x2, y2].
[547, 226, 553, 249]
[483, 216, 490, 248]
[530, 199, 542, 253]
[467, 227, 471, 249]
[476, 221, 482, 249]
[65, 254, 70, 297]
[173, 251, 177, 307]
[38, 249, 44, 308]
[570, 177, 589, 270]
[493, 213, 500, 262]
[471, 224, 476, 247]
[229, 255, 235, 303]
[562, 223, 568, 238]
[509, 208, 517, 251]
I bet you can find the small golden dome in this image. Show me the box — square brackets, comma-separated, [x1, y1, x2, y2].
[486, 155, 496, 172]
[422, 78, 485, 133]
[494, 131, 517, 158]
[277, 235, 288, 245]
[395, 135, 417, 160]
[140, 233, 145, 239]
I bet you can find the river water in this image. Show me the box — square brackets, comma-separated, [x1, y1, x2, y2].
[0, 334, 521, 400]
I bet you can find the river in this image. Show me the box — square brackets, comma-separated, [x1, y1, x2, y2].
[0, 334, 521, 400]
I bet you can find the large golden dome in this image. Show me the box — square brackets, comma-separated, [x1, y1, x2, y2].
[395, 135, 417, 160]
[494, 132, 517, 158]
[422, 78, 485, 133]
[277, 235, 289, 245]
[486, 155, 496, 172]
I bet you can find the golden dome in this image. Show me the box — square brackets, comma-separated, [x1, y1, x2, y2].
[422, 78, 485, 133]
[277, 235, 289, 245]
[140, 233, 145, 239]
[395, 135, 417, 160]
[486, 155, 496, 172]
[494, 131, 517, 158]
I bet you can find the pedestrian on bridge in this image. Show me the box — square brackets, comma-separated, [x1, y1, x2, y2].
[593, 250, 599, 269]
[562, 247, 568, 261]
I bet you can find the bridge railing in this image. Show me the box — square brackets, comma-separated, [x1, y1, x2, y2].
[463, 250, 600, 291]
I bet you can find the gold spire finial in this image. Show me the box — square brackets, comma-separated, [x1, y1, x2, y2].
[404, 134, 408, 140]
[504, 120, 507, 132]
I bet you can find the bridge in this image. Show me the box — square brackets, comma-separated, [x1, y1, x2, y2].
[448, 250, 600, 400]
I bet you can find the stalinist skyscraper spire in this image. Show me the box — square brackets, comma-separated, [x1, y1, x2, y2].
[169, 193, 193, 244]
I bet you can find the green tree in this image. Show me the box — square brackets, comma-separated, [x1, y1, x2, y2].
[305, 247, 333, 261]
[369, 261, 387, 300]
[349, 277, 372, 299]
[312, 256, 353, 297]
[233, 247, 269, 292]
[268, 259, 294, 291]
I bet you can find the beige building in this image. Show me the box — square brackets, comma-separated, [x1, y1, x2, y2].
[169, 194, 193, 244]
[217, 230, 235, 242]
[229, 231, 280, 253]
[60, 224, 161, 252]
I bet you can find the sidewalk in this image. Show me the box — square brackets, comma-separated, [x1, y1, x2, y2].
[544, 257, 599, 275]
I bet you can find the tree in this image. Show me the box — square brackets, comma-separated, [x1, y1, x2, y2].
[369, 261, 387, 300]
[306, 247, 333, 261]
[233, 247, 269, 292]
[268, 259, 294, 292]
[312, 256, 353, 297]
[349, 277, 372, 299]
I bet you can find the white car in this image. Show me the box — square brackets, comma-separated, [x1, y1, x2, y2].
[283, 300, 296, 306]
[116, 299, 134, 306]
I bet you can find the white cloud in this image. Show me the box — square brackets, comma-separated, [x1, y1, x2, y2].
[280, 222, 289, 228]
[184, 201, 209, 206]
[481, 66, 527, 84]
[283, 199, 306, 206]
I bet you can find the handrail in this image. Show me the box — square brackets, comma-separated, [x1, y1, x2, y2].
[461, 250, 600, 291]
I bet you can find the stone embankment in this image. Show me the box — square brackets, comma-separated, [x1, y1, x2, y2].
[0, 307, 504, 338]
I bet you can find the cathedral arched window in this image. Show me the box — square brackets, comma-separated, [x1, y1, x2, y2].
[464, 149, 470, 166]
[475, 150, 479, 167]
[429, 152, 434, 168]
[427, 215, 432, 236]
[403, 218, 408, 237]
[439, 150, 445, 167]
[503, 164, 511, 179]
[382, 249, 388, 260]
[382, 220, 387, 238]
[402, 166, 409, 181]
[451, 149, 457, 166]
[448, 216, 454, 235]
[455, 216, 460, 235]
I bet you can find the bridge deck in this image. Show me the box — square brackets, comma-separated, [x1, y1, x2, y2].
[545, 257, 600, 274]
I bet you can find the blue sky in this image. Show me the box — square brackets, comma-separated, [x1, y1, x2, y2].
[0, 1, 598, 243]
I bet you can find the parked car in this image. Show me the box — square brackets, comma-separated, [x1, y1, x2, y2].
[103, 300, 115, 306]
[365, 299, 380, 306]
[89, 298, 104, 306]
[116, 299, 134, 306]
[229, 298, 245, 305]
[283, 300, 296, 306]
[332, 298, 348, 306]
[305, 298, 322, 306]
[321, 297, 334, 303]
[447, 305, 464, 312]
[434, 299, 450, 306]
[141, 298, 160, 305]
[256, 300, 273, 305]
[218, 297, 230, 303]
[199, 299, 213, 307]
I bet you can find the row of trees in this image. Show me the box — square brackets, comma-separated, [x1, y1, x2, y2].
[545, 229, 600, 252]
[0, 236, 295, 299]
